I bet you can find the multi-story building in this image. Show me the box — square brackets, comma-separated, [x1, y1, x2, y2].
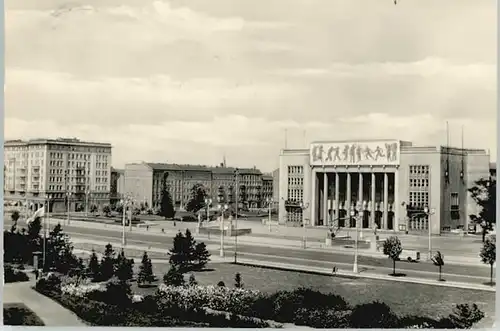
[4, 138, 112, 212]
[110, 167, 125, 205]
[278, 139, 491, 234]
[262, 173, 274, 207]
[272, 168, 280, 203]
[123, 162, 265, 210]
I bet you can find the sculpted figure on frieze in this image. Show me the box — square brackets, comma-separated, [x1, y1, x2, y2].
[312, 145, 324, 162]
[374, 146, 385, 160]
[342, 144, 350, 161]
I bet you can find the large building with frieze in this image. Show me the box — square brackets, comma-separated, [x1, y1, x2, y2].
[278, 139, 491, 235]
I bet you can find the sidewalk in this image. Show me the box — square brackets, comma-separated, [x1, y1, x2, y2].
[235, 259, 496, 293]
[48, 218, 487, 267]
[3, 275, 87, 326]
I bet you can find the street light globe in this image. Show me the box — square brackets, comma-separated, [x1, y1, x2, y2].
[424, 206, 429, 214]
[350, 210, 355, 217]
[359, 211, 364, 217]
[224, 204, 229, 210]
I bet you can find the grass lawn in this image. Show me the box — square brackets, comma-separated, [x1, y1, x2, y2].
[3, 303, 45, 326]
[133, 261, 495, 328]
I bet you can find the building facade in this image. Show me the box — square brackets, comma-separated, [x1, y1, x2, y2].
[4, 138, 112, 212]
[278, 139, 491, 234]
[123, 162, 265, 210]
[110, 167, 125, 204]
[262, 174, 274, 207]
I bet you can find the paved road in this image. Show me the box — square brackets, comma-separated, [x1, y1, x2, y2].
[46, 223, 494, 285]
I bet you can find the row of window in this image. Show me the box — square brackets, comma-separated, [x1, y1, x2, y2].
[287, 188, 304, 202]
[288, 177, 304, 187]
[288, 166, 304, 175]
[409, 165, 430, 175]
[409, 178, 429, 188]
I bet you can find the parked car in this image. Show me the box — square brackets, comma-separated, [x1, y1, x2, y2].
[398, 249, 420, 262]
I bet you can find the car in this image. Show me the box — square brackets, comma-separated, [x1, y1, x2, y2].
[399, 249, 420, 262]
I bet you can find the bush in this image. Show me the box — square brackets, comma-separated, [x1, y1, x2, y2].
[349, 301, 399, 328]
[3, 303, 45, 326]
[181, 215, 197, 223]
[4, 265, 29, 283]
[35, 273, 63, 295]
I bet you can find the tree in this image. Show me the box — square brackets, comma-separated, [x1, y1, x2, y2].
[11, 211, 20, 227]
[188, 273, 198, 286]
[234, 272, 243, 288]
[431, 251, 445, 281]
[468, 177, 496, 242]
[350, 301, 398, 328]
[90, 204, 98, 213]
[87, 249, 100, 279]
[102, 205, 111, 215]
[217, 280, 226, 287]
[138, 251, 155, 286]
[442, 304, 485, 328]
[163, 265, 185, 287]
[194, 242, 211, 270]
[480, 235, 496, 285]
[169, 231, 190, 272]
[99, 243, 116, 281]
[159, 187, 176, 219]
[382, 236, 402, 276]
[169, 229, 211, 272]
[115, 249, 134, 281]
[185, 183, 207, 214]
[45, 223, 80, 273]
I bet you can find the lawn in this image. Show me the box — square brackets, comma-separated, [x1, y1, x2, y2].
[133, 261, 496, 328]
[3, 303, 45, 326]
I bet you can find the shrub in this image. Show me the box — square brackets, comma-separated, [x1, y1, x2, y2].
[181, 215, 197, 223]
[3, 303, 45, 326]
[349, 301, 399, 328]
[4, 265, 29, 283]
[163, 265, 185, 287]
[35, 273, 63, 295]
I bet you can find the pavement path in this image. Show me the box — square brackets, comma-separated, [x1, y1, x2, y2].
[2, 275, 87, 326]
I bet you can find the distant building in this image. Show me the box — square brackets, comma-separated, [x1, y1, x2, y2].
[123, 162, 265, 210]
[272, 168, 280, 204]
[4, 138, 112, 212]
[278, 139, 491, 234]
[110, 167, 125, 204]
[261, 173, 274, 207]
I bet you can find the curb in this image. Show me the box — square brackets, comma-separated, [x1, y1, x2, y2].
[235, 259, 496, 292]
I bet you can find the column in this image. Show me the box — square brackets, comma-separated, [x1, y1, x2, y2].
[310, 170, 317, 226]
[323, 172, 328, 226]
[334, 172, 340, 226]
[383, 172, 389, 230]
[358, 173, 363, 209]
[371, 172, 376, 228]
[394, 170, 399, 231]
[346, 172, 351, 226]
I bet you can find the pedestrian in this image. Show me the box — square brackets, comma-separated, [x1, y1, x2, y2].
[161, 228, 165, 233]
[146, 225, 150, 231]
[34, 269, 39, 280]
[332, 266, 337, 275]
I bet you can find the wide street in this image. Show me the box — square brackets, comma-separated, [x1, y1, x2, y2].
[8, 218, 493, 286]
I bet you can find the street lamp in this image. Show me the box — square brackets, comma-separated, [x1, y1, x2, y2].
[42, 194, 52, 271]
[200, 198, 212, 234]
[66, 191, 72, 226]
[120, 195, 134, 247]
[266, 197, 274, 232]
[351, 210, 363, 273]
[219, 203, 229, 257]
[300, 201, 310, 248]
[423, 206, 436, 260]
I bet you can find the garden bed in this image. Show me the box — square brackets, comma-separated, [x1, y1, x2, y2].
[3, 303, 45, 326]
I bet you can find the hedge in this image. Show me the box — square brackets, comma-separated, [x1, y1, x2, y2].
[4, 265, 29, 283]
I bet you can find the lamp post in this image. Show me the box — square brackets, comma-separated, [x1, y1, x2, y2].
[219, 203, 228, 257]
[266, 197, 273, 232]
[300, 202, 310, 248]
[120, 195, 133, 247]
[351, 210, 363, 273]
[43, 194, 52, 271]
[200, 198, 212, 234]
[66, 192, 72, 226]
[423, 206, 436, 260]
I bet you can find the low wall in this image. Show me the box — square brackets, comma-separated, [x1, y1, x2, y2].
[199, 227, 252, 237]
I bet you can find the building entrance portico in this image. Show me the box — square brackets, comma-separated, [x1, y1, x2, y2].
[309, 140, 401, 231]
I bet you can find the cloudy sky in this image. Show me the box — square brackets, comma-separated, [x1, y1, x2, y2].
[5, 0, 496, 171]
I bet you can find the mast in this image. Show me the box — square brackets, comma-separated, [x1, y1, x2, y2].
[460, 125, 464, 182]
[445, 121, 450, 184]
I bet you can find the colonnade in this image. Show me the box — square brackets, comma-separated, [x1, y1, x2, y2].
[310, 168, 399, 230]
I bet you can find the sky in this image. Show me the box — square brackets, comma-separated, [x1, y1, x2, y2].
[5, 0, 497, 172]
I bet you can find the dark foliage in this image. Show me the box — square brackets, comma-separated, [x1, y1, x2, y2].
[98, 243, 116, 281]
[115, 250, 134, 281]
[468, 177, 496, 230]
[3, 303, 45, 326]
[163, 265, 185, 287]
[159, 186, 176, 219]
[349, 301, 399, 328]
[185, 183, 207, 214]
[234, 272, 243, 288]
[4, 265, 29, 283]
[86, 249, 100, 280]
[169, 229, 210, 272]
[138, 252, 155, 285]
